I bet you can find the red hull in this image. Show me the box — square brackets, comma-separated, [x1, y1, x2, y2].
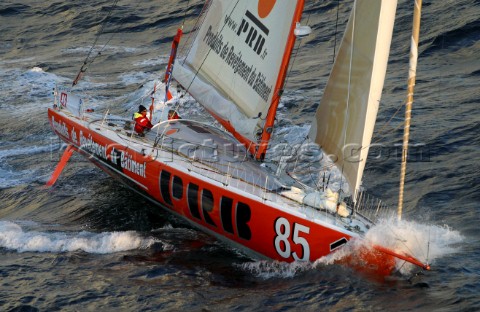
[48, 108, 427, 277]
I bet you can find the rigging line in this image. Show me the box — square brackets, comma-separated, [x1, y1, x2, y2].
[283, 3, 312, 89]
[183, 0, 240, 95]
[371, 101, 405, 144]
[386, 222, 425, 262]
[402, 208, 430, 263]
[88, 0, 120, 61]
[426, 225, 431, 264]
[324, 92, 407, 157]
[332, 0, 340, 63]
[286, 1, 326, 191]
[348, 117, 405, 156]
[74, 0, 144, 89]
[73, 0, 120, 86]
[270, 1, 315, 135]
[182, 0, 191, 26]
[284, 136, 317, 191]
[395, 260, 407, 275]
[344, 106, 408, 157]
[288, 135, 310, 161]
[111, 1, 172, 117]
[179, 0, 212, 63]
[338, 0, 357, 201]
[282, 3, 316, 167]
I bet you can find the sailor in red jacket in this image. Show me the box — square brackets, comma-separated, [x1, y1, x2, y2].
[133, 105, 153, 136]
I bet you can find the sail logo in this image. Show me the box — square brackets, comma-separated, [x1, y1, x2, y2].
[236, 10, 269, 56]
[60, 92, 68, 108]
[258, 0, 277, 18]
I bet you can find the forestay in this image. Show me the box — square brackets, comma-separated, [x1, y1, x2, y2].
[173, 0, 303, 143]
[309, 0, 398, 199]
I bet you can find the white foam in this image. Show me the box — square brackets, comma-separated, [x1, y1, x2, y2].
[0, 143, 61, 188]
[133, 57, 169, 67]
[365, 218, 463, 272]
[30, 66, 44, 73]
[0, 168, 43, 189]
[315, 218, 464, 275]
[236, 220, 463, 278]
[239, 219, 463, 279]
[23, 66, 65, 89]
[0, 66, 66, 114]
[120, 72, 152, 86]
[0, 144, 57, 160]
[0, 221, 157, 254]
[61, 46, 141, 55]
[237, 260, 312, 279]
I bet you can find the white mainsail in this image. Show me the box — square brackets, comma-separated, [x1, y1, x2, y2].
[173, 0, 304, 142]
[309, 0, 398, 199]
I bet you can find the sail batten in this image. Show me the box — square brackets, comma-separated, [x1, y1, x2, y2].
[309, 0, 398, 199]
[173, 0, 304, 147]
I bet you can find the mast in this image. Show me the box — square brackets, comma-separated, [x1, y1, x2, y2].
[255, 0, 305, 160]
[398, 0, 423, 220]
[164, 27, 183, 102]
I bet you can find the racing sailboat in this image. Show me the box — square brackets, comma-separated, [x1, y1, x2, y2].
[47, 0, 429, 276]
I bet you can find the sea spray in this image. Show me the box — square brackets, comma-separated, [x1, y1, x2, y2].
[364, 218, 464, 274]
[233, 219, 463, 279]
[0, 221, 158, 254]
[315, 218, 464, 275]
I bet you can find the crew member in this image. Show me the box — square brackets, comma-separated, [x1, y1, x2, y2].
[134, 105, 153, 136]
[168, 109, 181, 120]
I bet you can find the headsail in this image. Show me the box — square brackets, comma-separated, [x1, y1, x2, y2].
[173, 0, 304, 157]
[309, 0, 398, 199]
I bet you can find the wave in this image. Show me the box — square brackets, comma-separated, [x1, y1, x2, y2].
[0, 143, 57, 160]
[0, 221, 157, 254]
[0, 4, 30, 17]
[0, 143, 61, 188]
[0, 168, 46, 189]
[61, 46, 142, 56]
[0, 66, 65, 112]
[237, 260, 312, 279]
[424, 19, 480, 54]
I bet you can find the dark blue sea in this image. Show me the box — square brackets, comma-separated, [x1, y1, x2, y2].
[1, 0, 479, 311]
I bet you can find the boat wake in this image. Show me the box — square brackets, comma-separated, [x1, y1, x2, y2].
[237, 260, 313, 279]
[0, 221, 158, 254]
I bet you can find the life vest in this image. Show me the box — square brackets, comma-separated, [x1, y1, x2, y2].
[134, 112, 153, 134]
[168, 110, 181, 120]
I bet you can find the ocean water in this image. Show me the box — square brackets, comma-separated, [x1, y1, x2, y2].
[1, 0, 479, 311]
